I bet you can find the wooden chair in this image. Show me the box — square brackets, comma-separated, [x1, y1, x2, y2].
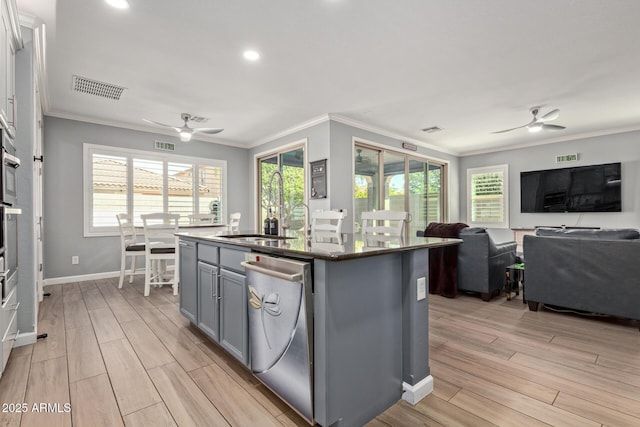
[229, 212, 241, 231]
[116, 213, 145, 289]
[361, 210, 408, 242]
[141, 213, 180, 297]
[188, 213, 217, 224]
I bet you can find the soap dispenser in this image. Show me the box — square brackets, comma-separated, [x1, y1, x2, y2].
[264, 208, 272, 235]
[269, 209, 279, 236]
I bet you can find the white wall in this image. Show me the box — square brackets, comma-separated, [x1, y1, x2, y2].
[459, 131, 640, 242]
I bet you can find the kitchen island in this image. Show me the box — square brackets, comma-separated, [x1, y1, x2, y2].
[176, 229, 460, 427]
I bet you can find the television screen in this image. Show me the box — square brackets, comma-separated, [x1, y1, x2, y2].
[520, 163, 621, 213]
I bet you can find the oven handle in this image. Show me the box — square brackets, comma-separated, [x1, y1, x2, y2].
[3, 151, 20, 169]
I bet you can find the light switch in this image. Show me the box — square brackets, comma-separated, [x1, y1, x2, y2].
[417, 277, 426, 301]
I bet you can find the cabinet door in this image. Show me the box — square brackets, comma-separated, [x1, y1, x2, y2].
[198, 261, 219, 341]
[219, 268, 248, 366]
[178, 239, 197, 323]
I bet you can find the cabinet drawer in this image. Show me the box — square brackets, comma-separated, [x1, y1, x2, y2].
[2, 310, 17, 372]
[220, 247, 249, 273]
[198, 244, 219, 265]
[1, 285, 17, 335]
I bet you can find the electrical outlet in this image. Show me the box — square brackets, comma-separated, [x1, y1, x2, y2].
[72, 256, 79, 265]
[417, 277, 426, 301]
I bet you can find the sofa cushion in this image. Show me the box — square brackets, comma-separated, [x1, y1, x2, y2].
[459, 227, 486, 235]
[535, 227, 639, 240]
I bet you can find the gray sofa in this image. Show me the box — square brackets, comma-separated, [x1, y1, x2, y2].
[524, 228, 640, 321]
[457, 227, 517, 301]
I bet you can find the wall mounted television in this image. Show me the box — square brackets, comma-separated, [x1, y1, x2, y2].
[520, 162, 621, 213]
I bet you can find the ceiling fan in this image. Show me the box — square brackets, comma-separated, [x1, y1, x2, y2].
[143, 113, 223, 142]
[492, 106, 566, 134]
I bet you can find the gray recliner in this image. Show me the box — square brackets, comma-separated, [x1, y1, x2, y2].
[457, 227, 517, 301]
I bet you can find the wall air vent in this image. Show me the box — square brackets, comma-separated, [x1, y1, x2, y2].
[555, 153, 578, 163]
[72, 75, 126, 100]
[155, 140, 176, 152]
[421, 126, 443, 133]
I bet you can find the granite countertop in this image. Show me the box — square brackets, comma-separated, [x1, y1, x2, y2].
[176, 229, 461, 261]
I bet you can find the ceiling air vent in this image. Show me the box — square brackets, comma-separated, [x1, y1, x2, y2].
[155, 140, 176, 152]
[72, 75, 126, 100]
[555, 153, 578, 163]
[421, 126, 443, 133]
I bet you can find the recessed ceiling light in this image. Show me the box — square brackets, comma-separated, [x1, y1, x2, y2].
[105, 0, 130, 10]
[243, 50, 260, 61]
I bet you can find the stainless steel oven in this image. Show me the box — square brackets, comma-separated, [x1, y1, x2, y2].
[1, 129, 20, 207]
[0, 205, 20, 302]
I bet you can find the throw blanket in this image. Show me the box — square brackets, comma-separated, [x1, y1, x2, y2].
[424, 222, 468, 298]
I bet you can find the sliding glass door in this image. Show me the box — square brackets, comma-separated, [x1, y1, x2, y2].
[354, 143, 446, 236]
[257, 145, 306, 232]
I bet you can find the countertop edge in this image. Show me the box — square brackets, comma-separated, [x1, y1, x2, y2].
[176, 232, 461, 261]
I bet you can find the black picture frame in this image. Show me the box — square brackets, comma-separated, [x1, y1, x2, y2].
[310, 159, 327, 199]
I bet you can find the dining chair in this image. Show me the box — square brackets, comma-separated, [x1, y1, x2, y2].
[310, 210, 346, 237]
[188, 213, 217, 224]
[361, 210, 408, 241]
[116, 213, 145, 289]
[229, 212, 241, 231]
[141, 213, 180, 297]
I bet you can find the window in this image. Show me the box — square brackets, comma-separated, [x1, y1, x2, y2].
[84, 144, 226, 236]
[256, 143, 306, 232]
[467, 164, 509, 228]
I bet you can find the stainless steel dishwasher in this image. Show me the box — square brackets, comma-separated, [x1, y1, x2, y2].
[241, 253, 314, 424]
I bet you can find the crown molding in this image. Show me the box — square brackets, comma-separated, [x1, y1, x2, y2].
[18, 12, 41, 29]
[6, 0, 23, 49]
[458, 124, 640, 156]
[250, 114, 331, 148]
[45, 110, 248, 148]
[328, 114, 460, 156]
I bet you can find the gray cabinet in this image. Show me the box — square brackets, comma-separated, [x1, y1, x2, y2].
[197, 261, 219, 341]
[178, 241, 250, 367]
[219, 268, 248, 365]
[179, 239, 197, 323]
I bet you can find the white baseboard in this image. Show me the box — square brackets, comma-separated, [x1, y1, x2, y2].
[15, 331, 37, 347]
[402, 375, 434, 405]
[43, 266, 175, 286]
[43, 270, 124, 286]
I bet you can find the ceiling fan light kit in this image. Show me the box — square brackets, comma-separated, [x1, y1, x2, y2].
[143, 113, 224, 142]
[492, 106, 566, 135]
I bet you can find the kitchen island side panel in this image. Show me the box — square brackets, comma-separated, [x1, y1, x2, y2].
[313, 254, 403, 427]
[401, 248, 430, 385]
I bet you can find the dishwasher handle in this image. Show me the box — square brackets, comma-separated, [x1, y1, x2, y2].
[241, 261, 303, 282]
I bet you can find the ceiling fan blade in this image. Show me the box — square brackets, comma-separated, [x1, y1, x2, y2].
[142, 118, 177, 129]
[540, 109, 560, 122]
[192, 127, 224, 135]
[491, 123, 530, 134]
[541, 124, 566, 131]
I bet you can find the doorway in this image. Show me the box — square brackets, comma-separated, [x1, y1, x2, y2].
[354, 143, 446, 237]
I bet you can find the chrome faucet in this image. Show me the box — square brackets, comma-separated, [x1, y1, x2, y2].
[289, 201, 311, 239]
[267, 170, 286, 235]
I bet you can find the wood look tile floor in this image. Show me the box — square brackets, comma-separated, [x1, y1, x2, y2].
[1, 277, 639, 426]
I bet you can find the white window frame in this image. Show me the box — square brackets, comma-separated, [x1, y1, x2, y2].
[467, 164, 509, 229]
[83, 143, 227, 237]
